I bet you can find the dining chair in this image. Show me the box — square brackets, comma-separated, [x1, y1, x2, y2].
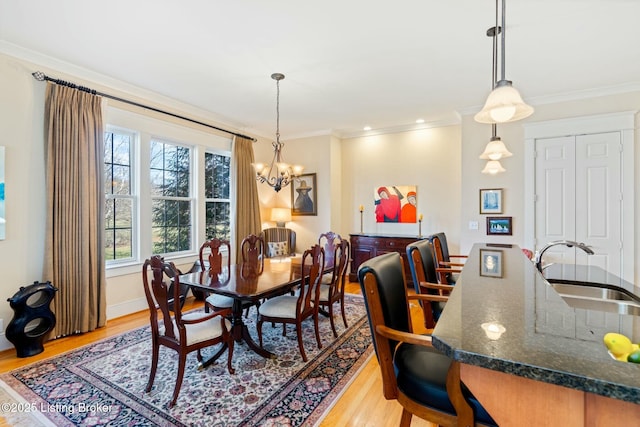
[318, 231, 342, 269]
[317, 238, 350, 337]
[199, 239, 236, 313]
[358, 252, 497, 427]
[429, 232, 467, 285]
[256, 245, 324, 362]
[241, 234, 265, 273]
[142, 255, 235, 408]
[406, 239, 453, 330]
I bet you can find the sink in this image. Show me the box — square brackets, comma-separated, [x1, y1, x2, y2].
[546, 278, 640, 315]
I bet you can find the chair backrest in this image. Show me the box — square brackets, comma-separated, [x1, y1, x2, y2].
[428, 232, 456, 285]
[358, 252, 410, 399]
[318, 231, 342, 267]
[199, 238, 231, 273]
[406, 239, 440, 328]
[142, 255, 183, 340]
[298, 244, 325, 314]
[261, 227, 296, 257]
[241, 234, 265, 269]
[328, 238, 350, 292]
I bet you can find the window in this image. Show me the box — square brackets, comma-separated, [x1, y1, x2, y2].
[150, 140, 193, 255]
[204, 152, 231, 241]
[104, 129, 135, 263]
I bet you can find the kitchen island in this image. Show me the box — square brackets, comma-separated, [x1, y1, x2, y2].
[431, 243, 640, 426]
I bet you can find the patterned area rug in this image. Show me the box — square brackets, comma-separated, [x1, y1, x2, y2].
[0, 294, 372, 426]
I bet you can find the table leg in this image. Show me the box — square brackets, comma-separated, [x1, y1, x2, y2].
[232, 300, 275, 359]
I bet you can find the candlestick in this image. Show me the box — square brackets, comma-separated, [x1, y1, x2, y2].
[360, 209, 363, 233]
[418, 216, 422, 238]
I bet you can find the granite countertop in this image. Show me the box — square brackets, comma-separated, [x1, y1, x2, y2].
[431, 243, 640, 404]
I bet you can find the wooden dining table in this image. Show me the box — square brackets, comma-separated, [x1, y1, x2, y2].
[178, 257, 308, 359]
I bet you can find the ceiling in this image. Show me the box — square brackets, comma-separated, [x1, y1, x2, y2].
[2, 0, 639, 139]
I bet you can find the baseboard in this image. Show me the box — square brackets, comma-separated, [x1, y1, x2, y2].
[106, 297, 148, 320]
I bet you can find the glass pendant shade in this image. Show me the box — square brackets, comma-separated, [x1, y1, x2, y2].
[475, 80, 534, 124]
[479, 136, 513, 160]
[481, 160, 506, 175]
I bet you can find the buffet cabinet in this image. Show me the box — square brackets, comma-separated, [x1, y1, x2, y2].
[349, 233, 425, 286]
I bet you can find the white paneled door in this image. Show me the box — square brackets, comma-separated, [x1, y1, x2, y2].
[534, 132, 622, 278]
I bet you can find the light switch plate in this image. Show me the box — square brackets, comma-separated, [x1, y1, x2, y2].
[469, 221, 479, 230]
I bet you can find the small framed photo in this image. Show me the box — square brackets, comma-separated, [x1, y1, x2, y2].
[486, 216, 512, 236]
[479, 188, 503, 214]
[480, 249, 503, 278]
[291, 173, 317, 216]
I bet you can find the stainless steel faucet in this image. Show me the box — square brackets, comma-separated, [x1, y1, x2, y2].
[534, 240, 594, 273]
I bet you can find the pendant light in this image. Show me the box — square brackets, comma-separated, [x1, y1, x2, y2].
[475, 0, 533, 124]
[482, 160, 506, 175]
[253, 73, 303, 192]
[480, 25, 512, 167]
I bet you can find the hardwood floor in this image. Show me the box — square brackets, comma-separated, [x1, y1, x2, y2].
[0, 281, 434, 427]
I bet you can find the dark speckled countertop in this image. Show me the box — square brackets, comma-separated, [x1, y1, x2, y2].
[431, 243, 640, 404]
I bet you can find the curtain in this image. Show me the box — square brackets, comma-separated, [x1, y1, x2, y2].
[232, 136, 261, 262]
[44, 82, 107, 338]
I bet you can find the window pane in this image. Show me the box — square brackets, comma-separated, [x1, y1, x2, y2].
[104, 133, 113, 164]
[206, 201, 230, 240]
[163, 170, 177, 197]
[112, 134, 130, 166]
[115, 198, 132, 227]
[104, 164, 114, 195]
[150, 141, 163, 169]
[105, 199, 115, 228]
[112, 165, 130, 195]
[150, 169, 164, 196]
[114, 229, 132, 258]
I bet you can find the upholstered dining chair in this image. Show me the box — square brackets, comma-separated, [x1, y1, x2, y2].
[198, 239, 236, 313]
[256, 245, 324, 362]
[261, 227, 296, 258]
[142, 255, 235, 408]
[317, 238, 350, 338]
[318, 231, 342, 268]
[358, 252, 497, 427]
[406, 239, 453, 329]
[429, 232, 467, 285]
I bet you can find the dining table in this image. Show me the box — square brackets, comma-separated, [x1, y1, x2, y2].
[178, 256, 311, 359]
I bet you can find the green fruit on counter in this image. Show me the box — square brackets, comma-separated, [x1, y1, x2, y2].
[627, 350, 640, 364]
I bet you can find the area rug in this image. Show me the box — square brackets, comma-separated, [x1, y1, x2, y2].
[0, 294, 372, 426]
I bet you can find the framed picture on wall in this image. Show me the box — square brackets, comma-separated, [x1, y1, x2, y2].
[291, 173, 317, 216]
[486, 216, 512, 236]
[479, 188, 503, 214]
[480, 249, 503, 278]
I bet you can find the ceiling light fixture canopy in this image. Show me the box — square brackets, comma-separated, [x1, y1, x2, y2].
[474, 0, 533, 124]
[253, 73, 303, 192]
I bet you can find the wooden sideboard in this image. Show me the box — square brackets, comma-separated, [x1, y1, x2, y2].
[349, 233, 425, 285]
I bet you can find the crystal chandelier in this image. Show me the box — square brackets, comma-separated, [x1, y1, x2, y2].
[253, 73, 303, 192]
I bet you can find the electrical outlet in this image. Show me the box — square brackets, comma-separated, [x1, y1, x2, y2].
[469, 221, 479, 230]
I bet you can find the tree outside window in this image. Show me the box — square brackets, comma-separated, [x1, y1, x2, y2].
[205, 152, 231, 241]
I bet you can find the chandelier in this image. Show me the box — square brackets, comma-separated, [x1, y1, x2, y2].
[474, 0, 533, 124]
[253, 73, 303, 192]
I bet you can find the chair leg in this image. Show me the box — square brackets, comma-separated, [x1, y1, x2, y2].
[257, 318, 264, 347]
[328, 303, 338, 338]
[226, 338, 235, 375]
[313, 313, 322, 350]
[169, 352, 187, 408]
[340, 297, 348, 328]
[295, 321, 308, 362]
[399, 408, 413, 427]
[145, 341, 159, 393]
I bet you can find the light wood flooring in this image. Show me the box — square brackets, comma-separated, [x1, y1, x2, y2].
[0, 281, 434, 427]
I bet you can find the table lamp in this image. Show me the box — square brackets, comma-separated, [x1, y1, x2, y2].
[271, 207, 292, 228]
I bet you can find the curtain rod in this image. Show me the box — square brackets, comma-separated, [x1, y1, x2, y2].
[31, 71, 257, 141]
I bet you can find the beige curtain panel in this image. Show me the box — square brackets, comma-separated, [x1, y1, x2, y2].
[44, 82, 107, 338]
[232, 136, 262, 262]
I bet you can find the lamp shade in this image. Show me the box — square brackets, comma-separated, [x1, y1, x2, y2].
[481, 160, 506, 175]
[271, 207, 292, 225]
[474, 80, 534, 124]
[479, 136, 513, 160]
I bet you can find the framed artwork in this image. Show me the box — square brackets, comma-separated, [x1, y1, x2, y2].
[373, 185, 417, 223]
[291, 173, 317, 216]
[479, 188, 503, 214]
[486, 216, 512, 236]
[480, 249, 503, 278]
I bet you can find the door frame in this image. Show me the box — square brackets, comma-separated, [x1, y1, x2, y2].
[523, 111, 635, 282]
